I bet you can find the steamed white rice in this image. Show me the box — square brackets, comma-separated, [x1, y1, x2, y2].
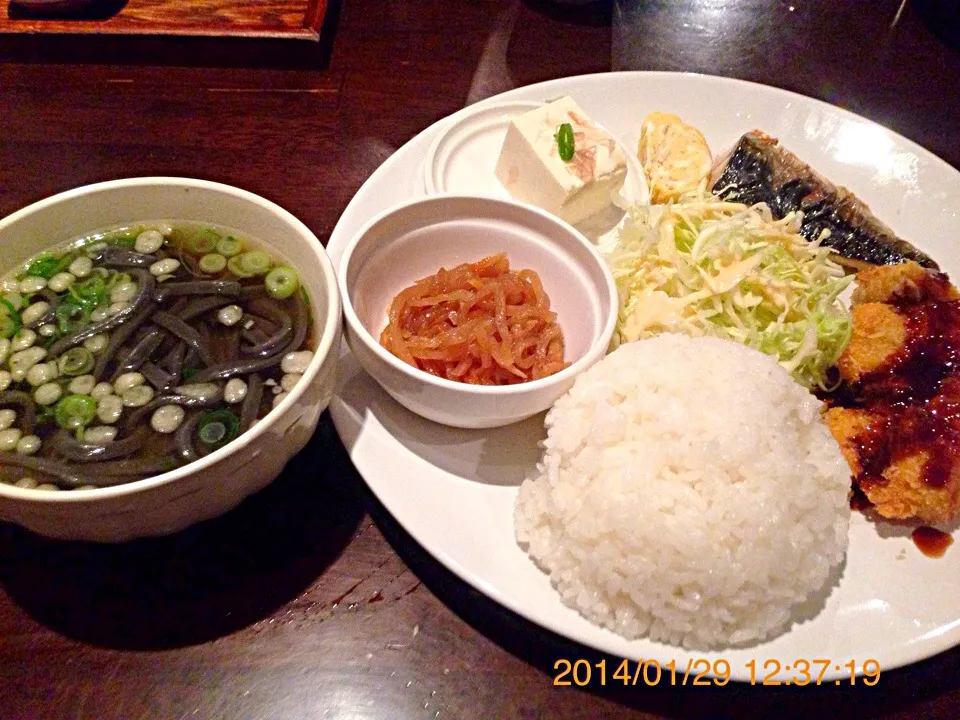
[514, 334, 850, 649]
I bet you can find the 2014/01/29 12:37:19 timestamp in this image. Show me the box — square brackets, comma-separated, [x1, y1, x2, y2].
[553, 658, 881, 686]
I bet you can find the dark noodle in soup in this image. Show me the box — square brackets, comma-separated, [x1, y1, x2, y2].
[0, 222, 313, 490]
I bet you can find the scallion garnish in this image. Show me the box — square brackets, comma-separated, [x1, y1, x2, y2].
[199, 253, 227, 274]
[54, 394, 97, 431]
[238, 251, 271, 276]
[216, 236, 243, 257]
[264, 266, 299, 299]
[196, 408, 240, 450]
[0, 298, 21, 339]
[58, 347, 94, 377]
[555, 122, 575, 162]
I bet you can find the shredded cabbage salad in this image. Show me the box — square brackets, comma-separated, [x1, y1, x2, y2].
[606, 196, 852, 390]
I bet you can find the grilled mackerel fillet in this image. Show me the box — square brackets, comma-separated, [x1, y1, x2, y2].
[711, 131, 938, 271]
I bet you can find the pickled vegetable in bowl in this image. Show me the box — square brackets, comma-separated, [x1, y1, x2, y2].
[0, 221, 314, 491]
[379, 253, 568, 385]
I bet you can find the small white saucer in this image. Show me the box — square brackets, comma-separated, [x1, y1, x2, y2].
[421, 99, 649, 251]
[423, 101, 541, 196]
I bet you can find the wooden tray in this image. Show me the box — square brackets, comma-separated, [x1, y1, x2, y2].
[1, 0, 328, 42]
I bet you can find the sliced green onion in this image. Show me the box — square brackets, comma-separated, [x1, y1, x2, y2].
[264, 266, 299, 299]
[58, 347, 94, 376]
[55, 301, 91, 334]
[0, 298, 21, 339]
[199, 253, 227, 274]
[25, 253, 61, 279]
[54, 394, 97, 431]
[3, 292, 23, 311]
[238, 251, 271, 276]
[54, 254, 75, 276]
[555, 122, 575, 162]
[196, 408, 240, 450]
[70, 274, 107, 308]
[105, 271, 130, 291]
[198, 420, 226, 445]
[0, 315, 19, 340]
[189, 229, 220, 255]
[115, 231, 139, 247]
[23, 252, 73, 280]
[216, 236, 243, 257]
[227, 255, 254, 278]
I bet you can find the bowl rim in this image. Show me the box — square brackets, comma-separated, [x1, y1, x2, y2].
[0, 176, 342, 504]
[337, 193, 618, 397]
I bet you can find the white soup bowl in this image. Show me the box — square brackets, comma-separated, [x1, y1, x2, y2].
[0, 177, 341, 541]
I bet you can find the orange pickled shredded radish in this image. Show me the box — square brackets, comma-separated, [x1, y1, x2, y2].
[380, 253, 568, 385]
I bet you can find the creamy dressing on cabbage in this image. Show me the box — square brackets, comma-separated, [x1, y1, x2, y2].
[605, 195, 852, 390]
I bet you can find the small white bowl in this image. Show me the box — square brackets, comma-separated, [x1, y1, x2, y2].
[0, 178, 342, 542]
[338, 195, 617, 429]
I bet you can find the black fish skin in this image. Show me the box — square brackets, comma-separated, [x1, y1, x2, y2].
[711, 132, 939, 270]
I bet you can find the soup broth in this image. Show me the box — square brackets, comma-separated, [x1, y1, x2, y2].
[0, 221, 313, 490]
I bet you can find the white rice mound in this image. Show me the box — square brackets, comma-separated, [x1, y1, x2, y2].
[514, 334, 851, 650]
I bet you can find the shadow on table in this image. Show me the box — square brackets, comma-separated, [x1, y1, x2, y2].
[334, 426, 960, 718]
[520, 0, 612, 27]
[912, 0, 960, 50]
[0, 411, 363, 650]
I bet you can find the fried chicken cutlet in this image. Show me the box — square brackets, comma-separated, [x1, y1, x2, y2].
[825, 261, 960, 525]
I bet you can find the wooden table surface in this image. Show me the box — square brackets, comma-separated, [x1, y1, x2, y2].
[2, 0, 960, 717]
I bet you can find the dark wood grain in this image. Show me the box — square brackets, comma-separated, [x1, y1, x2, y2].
[1, 0, 960, 717]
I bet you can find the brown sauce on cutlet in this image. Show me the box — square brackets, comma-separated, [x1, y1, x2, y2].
[848, 485, 873, 511]
[832, 298, 960, 491]
[912, 526, 954, 558]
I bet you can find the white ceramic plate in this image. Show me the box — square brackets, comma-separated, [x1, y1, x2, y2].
[327, 72, 960, 682]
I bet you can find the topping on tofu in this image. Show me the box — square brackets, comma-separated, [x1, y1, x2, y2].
[494, 95, 628, 225]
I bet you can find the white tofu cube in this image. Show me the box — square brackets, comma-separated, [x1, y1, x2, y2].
[494, 96, 628, 225]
